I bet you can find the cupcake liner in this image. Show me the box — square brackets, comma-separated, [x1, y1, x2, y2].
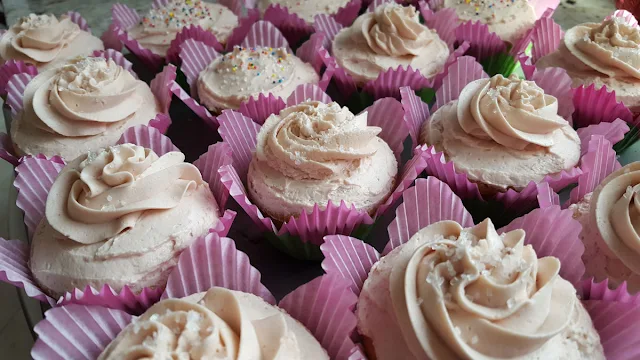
[581, 278, 640, 303]
[572, 84, 634, 128]
[320, 235, 381, 295]
[194, 142, 234, 208]
[225, 9, 261, 50]
[576, 119, 630, 155]
[500, 205, 585, 286]
[279, 274, 360, 360]
[111, 3, 140, 30]
[238, 93, 287, 125]
[91, 49, 137, 79]
[263, 4, 314, 47]
[422, 145, 484, 201]
[111, 24, 165, 70]
[334, 0, 363, 27]
[530, 16, 563, 63]
[433, 55, 488, 112]
[430, 41, 470, 90]
[64, 11, 91, 33]
[313, 14, 343, 47]
[287, 83, 333, 106]
[318, 47, 358, 99]
[217, 110, 262, 179]
[493, 174, 582, 213]
[385, 177, 474, 255]
[31, 304, 134, 360]
[530, 67, 574, 122]
[116, 124, 179, 155]
[0, 60, 37, 97]
[361, 66, 431, 100]
[169, 81, 219, 128]
[57, 285, 164, 314]
[241, 20, 291, 52]
[569, 135, 621, 204]
[421, 7, 459, 49]
[0, 133, 18, 166]
[606, 9, 639, 27]
[529, 0, 560, 19]
[218, 0, 245, 17]
[165, 25, 223, 65]
[536, 181, 560, 208]
[400, 86, 430, 144]
[362, 97, 410, 157]
[518, 55, 536, 80]
[5, 73, 34, 116]
[161, 232, 275, 303]
[179, 39, 221, 89]
[454, 21, 506, 61]
[150, 64, 177, 114]
[296, 32, 327, 74]
[0, 238, 55, 305]
[152, 0, 169, 8]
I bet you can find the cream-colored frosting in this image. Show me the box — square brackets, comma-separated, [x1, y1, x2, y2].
[332, 3, 449, 86]
[197, 46, 319, 111]
[127, 0, 238, 57]
[441, 0, 536, 44]
[30, 144, 220, 297]
[420, 75, 580, 191]
[247, 101, 397, 221]
[0, 13, 103, 71]
[11, 56, 161, 159]
[99, 287, 329, 359]
[358, 219, 605, 360]
[257, 0, 351, 24]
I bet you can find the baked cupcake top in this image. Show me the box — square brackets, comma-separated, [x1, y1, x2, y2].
[128, 0, 239, 56]
[11, 56, 161, 159]
[421, 74, 580, 191]
[99, 287, 329, 359]
[257, 0, 351, 24]
[196, 46, 319, 111]
[0, 13, 104, 71]
[248, 101, 397, 220]
[30, 144, 220, 297]
[332, 3, 450, 85]
[441, 0, 536, 43]
[358, 219, 604, 359]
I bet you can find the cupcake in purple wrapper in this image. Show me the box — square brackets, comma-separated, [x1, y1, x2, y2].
[0, 126, 236, 312]
[0, 50, 175, 164]
[293, 176, 640, 360]
[30, 232, 356, 360]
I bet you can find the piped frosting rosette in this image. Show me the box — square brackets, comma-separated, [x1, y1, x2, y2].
[0, 12, 104, 96]
[107, 0, 256, 70]
[0, 125, 236, 313]
[293, 176, 640, 360]
[29, 231, 359, 360]
[0, 49, 176, 166]
[314, 1, 470, 102]
[170, 20, 333, 129]
[213, 81, 429, 260]
[402, 54, 630, 216]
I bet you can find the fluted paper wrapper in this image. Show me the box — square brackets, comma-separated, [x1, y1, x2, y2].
[455, 21, 506, 60]
[420, 6, 459, 50]
[263, 4, 314, 47]
[321, 235, 381, 295]
[433, 55, 488, 111]
[0, 60, 37, 97]
[530, 0, 560, 19]
[573, 84, 635, 128]
[530, 16, 564, 63]
[241, 20, 291, 51]
[5, 73, 34, 118]
[165, 25, 223, 65]
[179, 38, 221, 89]
[608, 9, 640, 27]
[400, 86, 430, 144]
[569, 135, 622, 204]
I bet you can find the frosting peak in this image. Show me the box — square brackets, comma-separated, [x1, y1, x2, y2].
[457, 74, 567, 150]
[45, 144, 205, 245]
[9, 13, 80, 63]
[362, 3, 432, 56]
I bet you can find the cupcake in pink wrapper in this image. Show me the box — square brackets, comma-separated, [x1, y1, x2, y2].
[30, 232, 357, 360]
[0, 50, 175, 164]
[215, 85, 429, 260]
[0, 12, 104, 96]
[0, 125, 236, 313]
[296, 176, 640, 359]
[536, 10, 640, 112]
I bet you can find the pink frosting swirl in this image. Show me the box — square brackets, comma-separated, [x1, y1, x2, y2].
[45, 144, 205, 244]
[457, 74, 567, 150]
[4, 14, 80, 63]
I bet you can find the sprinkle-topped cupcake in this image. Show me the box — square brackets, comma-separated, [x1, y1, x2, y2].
[257, 0, 352, 24]
[127, 0, 239, 56]
[196, 46, 319, 111]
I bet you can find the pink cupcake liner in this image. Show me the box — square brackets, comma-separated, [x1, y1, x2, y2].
[179, 38, 221, 89]
[241, 20, 291, 52]
[116, 123, 179, 154]
[165, 25, 223, 65]
[279, 274, 360, 359]
[263, 4, 314, 47]
[422, 145, 484, 200]
[194, 142, 233, 208]
[64, 11, 91, 33]
[112, 25, 165, 70]
[0, 133, 18, 166]
[569, 135, 621, 204]
[529, 0, 561, 19]
[334, 0, 363, 27]
[454, 21, 506, 60]
[581, 278, 640, 303]
[400, 86, 430, 144]
[57, 285, 164, 314]
[161, 232, 274, 303]
[218, 0, 245, 17]
[225, 9, 261, 50]
[430, 41, 470, 90]
[150, 64, 177, 114]
[606, 9, 640, 27]
[576, 119, 630, 154]
[362, 66, 431, 100]
[420, 7, 459, 49]
[31, 304, 134, 360]
[493, 174, 581, 213]
[217, 110, 262, 179]
[320, 235, 381, 295]
[426, 0, 444, 10]
[111, 3, 141, 29]
[318, 47, 358, 99]
[6, 73, 34, 116]
[287, 83, 333, 105]
[530, 16, 564, 63]
[0, 60, 37, 97]
[518, 55, 536, 80]
[92, 49, 137, 78]
[536, 181, 560, 208]
[531, 67, 575, 122]
[296, 32, 327, 73]
[433, 55, 488, 112]
[169, 81, 219, 128]
[313, 14, 343, 47]
[573, 84, 634, 128]
[363, 97, 411, 156]
[238, 93, 287, 125]
[0, 238, 55, 305]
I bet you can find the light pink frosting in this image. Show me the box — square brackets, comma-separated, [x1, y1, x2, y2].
[257, 0, 351, 24]
[247, 101, 397, 220]
[30, 144, 219, 297]
[99, 287, 329, 359]
[0, 13, 103, 71]
[11, 56, 161, 159]
[332, 3, 449, 85]
[358, 219, 605, 360]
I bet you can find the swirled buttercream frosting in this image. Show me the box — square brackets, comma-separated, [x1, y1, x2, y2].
[0, 13, 104, 70]
[30, 144, 220, 297]
[11, 56, 162, 159]
[247, 101, 397, 221]
[332, 3, 449, 85]
[99, 287, 329, 359]
[196, 46, 319, 111]
[128, 0, 238, 57]
[420, 74, 580, 191]
[257, 0, 351, 24]
[358, 219, 605, 359]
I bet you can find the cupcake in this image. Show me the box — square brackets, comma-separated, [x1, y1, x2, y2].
[127, 0, 239, 57]
[420, 73, 580, 194]
[358, 219, 604, 359]
[29, 143, 221, 298]
[258, 0, 351, 24]
[536, 14, 640, 111]
[9, 56, 167, 160]
[247, 101, 397, 222]
[196, 46, 319, 112]
[0, 13, 104, 72]
[332, 3, 450, 86]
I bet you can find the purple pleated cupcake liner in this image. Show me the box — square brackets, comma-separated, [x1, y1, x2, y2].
[530, 13, 564, 63]
[606, 9, 640, 27]
[225, 8, 261, 50]
[0, 125, 236, 313]
[529, 0, 561, 19]
[420, 6, 459, 50]
[400, 86, 430, 144]
[455, 21, 506, 60]
[63, 11, 92, 33]
[0, 60, 38, 97]
[165, 25, 224, 65]
[263, 4, 314, 46]
[573, 84, 635, 128]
